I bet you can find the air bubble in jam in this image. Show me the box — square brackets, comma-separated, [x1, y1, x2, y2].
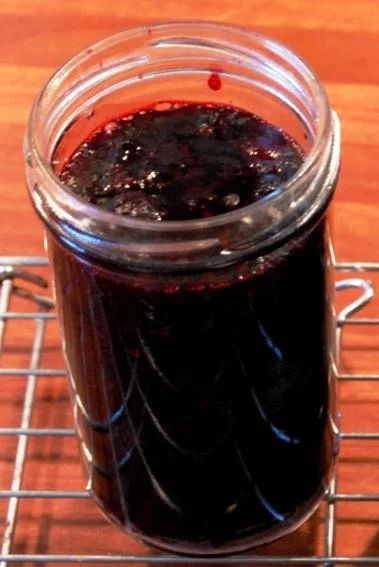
[154, 102, 173, 112]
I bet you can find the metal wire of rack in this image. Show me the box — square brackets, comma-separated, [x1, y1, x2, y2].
[0, 256, 379, 564]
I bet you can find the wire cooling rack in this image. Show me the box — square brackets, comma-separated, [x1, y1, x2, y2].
[1, 256, 379, 565]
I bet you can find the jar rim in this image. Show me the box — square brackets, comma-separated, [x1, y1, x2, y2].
[25, 21, 340, 271]
[27, 20, 332, 233]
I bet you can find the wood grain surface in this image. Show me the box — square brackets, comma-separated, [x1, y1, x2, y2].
[1, 0, 379, 564]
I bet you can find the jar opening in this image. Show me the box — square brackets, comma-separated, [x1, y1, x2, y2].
[25, 21, 340, 270]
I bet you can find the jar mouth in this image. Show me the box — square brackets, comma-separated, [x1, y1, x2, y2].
[25, 21, 340, 269]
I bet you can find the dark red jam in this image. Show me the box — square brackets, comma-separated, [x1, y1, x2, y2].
[58, 102, 303, 221]
[49, 102, 336, 554]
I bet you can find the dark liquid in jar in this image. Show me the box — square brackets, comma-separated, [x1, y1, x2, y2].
[49, 102, 336, 554]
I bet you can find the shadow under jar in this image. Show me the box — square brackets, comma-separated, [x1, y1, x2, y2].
[25, 22, 341, 556]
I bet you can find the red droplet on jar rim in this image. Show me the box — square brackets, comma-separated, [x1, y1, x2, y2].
[208, 72, 222, 91]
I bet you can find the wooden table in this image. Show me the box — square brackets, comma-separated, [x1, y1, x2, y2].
[1, 0, 379, 564]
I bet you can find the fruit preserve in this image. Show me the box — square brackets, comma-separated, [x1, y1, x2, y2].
[57, 102, 304, 221]
[25, 23, 341, 555]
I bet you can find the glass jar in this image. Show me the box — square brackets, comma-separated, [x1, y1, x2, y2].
[24, 22, 340, 556]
